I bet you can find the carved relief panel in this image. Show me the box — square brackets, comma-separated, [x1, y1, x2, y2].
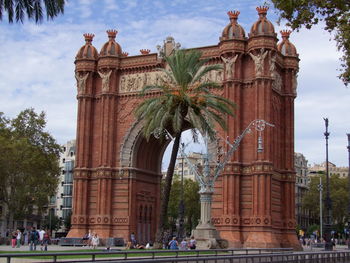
[119, 68, 224, 93]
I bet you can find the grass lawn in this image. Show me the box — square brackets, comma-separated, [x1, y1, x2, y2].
[0, 249, 227, 260]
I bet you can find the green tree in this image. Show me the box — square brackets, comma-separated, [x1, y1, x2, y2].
[42, 213, 62, 232]
[183, 178, 200, 234]
[0, 0, 65, 24]
[63, 212, 72, 232]
[269, 0, 350, 85]
[167, 176, 200, 235]
[302, 173, 349, 230]
[135, 49, 235, 247]
[0, 109, 61, 228]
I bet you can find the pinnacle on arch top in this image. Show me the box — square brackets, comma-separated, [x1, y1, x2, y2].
[83, 33, 94, 43]
[122, 52, 129, 57]
[256, 6, 269, 17]
[140, 49, 151, 55]
[280, 30, 292, 40]
[106, 29, 118, 40]
[227, 10, 240, 22]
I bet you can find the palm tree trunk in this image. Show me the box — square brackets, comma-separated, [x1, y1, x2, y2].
[154, 132, 182, 248]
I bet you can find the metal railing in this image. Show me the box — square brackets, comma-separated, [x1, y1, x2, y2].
[61, 250, 350, 263]
[0, 248, 292, 263]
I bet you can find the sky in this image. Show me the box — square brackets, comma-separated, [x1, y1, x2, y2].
[0, 0, 349, 167]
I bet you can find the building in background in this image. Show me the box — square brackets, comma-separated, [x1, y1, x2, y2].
[173, 152, 204, 181]
[309, 162, 348, 178]
[51, 139, 75, 232]
[294, 152, 320, 230]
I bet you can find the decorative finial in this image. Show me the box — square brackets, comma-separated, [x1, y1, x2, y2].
[280, 30, 292, 40]
[256, 6, 269, 17]
[106, 29, 118, 40]
[140, 49, 151, 55]
[83, 33, 94, 43]
[227, 11, 240, 22]
[122, 52, 129, 57]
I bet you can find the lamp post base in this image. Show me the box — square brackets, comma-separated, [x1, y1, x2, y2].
[192, 225, 228, 249]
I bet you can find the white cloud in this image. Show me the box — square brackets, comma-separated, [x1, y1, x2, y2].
[0, 1, 349, 168]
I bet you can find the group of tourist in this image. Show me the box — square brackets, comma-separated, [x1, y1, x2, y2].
[124, 233, 197, 250]
[82, 229, 100, 249]
[9, 227, 51, 251]
[167, 236, 197, 250]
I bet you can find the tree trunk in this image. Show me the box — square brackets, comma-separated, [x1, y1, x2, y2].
[154, 133, 182, 248]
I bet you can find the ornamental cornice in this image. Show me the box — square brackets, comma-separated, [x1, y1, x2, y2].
[77, 94, 94, 99]
[281, 56, 299, 69]
[219, 40, 245, 54]
[247, 36, 277, 52]
[75, 60, 96, 72]
[97, 56, 121, 69]
[213, 216, 272, 227]
[120, 54, 159, 68]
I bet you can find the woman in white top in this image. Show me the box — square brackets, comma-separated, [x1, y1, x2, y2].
[16, 229, 22, 248]
[91, 233, 99, 249]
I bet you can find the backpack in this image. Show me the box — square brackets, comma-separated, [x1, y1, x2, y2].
[30, 230, 39, 241]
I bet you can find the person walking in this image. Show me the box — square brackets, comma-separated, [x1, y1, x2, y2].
[16, 229, 22, 248]
[29, 227, 39, 251]
[43, 230, 50, 251]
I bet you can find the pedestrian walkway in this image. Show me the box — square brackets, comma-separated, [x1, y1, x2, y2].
[0, 244, 109, 252]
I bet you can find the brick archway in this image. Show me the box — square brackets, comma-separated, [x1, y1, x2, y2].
[68, 8, 301, 249]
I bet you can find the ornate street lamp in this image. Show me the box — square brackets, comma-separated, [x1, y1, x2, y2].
[323, 118, 333, 251]
[154, 119, 273, 248]
[347, 133, 350, 249]
[180, 119, 273, 248]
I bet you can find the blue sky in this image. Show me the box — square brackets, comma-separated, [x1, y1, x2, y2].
[0, 0, 349, 167]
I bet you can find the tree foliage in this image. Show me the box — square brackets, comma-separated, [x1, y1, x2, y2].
[167, 175, 200, 235]
[0, 109, 61, 221]
[270, 0, 350, 85]
[42, 213, 62, 232]
[135, 49, 235, 246]
[302, 173, 349, 229]
[0, 0, 65, 24]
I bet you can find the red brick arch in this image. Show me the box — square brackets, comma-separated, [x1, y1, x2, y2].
[68, 10, 300, 249]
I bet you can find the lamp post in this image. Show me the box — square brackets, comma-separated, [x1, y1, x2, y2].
[347, 133, 350, 249]
[154, 119, 274, 248]
[178, 143, 185, 240]
[323, 118, 333, 251]
[318, 176, 323, 239]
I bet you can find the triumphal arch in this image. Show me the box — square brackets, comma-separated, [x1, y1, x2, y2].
[68, 7, 300, 249]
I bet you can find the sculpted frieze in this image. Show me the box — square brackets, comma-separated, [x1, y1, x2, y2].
[119, 69, 224, 93]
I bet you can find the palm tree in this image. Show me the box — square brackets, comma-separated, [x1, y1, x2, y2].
[135, 49, 235, 247]
[0, 0, 65, 24]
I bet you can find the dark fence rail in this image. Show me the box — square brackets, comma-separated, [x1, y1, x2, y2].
[0, 248, 292, 263]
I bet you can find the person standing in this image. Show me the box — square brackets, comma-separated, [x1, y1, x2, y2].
[29, 227, 39, 251]
[11, 231, 17, 248]
[130, 232, 136, 247]
[16, 229, 22, 248]
[38, 228, 46, 251]
[91, 233, 99, 249]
